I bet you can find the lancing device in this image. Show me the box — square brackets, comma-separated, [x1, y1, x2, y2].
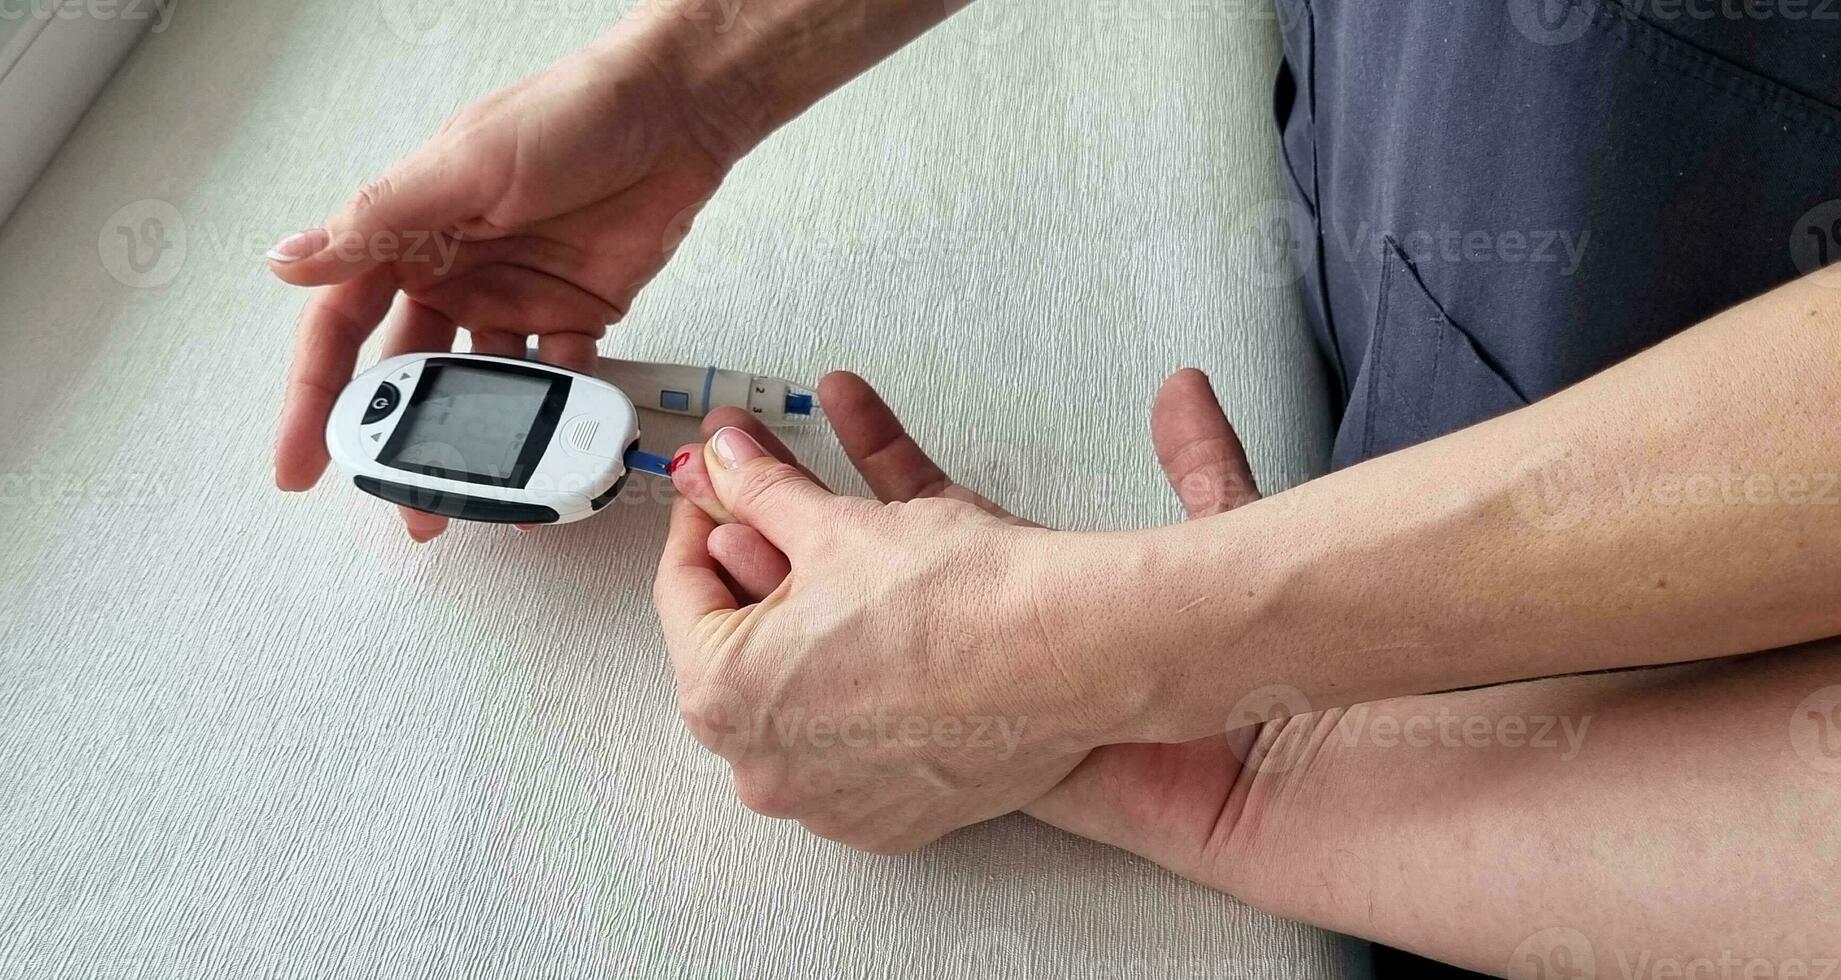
[527, 350, 823, 427]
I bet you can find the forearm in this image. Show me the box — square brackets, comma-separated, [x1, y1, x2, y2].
[1221, 641, 1841, 972]
[1060, 271, 1841, 741]
[601, 0, 961, 152]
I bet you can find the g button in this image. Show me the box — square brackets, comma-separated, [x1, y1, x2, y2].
[363, 382, 401, 424]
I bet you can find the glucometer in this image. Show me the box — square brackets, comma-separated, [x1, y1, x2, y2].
[327, 353, 672, 525]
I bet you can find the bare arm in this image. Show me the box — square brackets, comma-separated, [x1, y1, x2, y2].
[1057, 270, 1841, 742]
[268, 0, 967, 540]
[619, 0, 968, 154]
[1019, 268, 1841, 969]
[1216, 642, 1841, 973]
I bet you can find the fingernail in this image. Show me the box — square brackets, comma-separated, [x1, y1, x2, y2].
[710, 427, 765, 469]
[267, 228, 328, 263]
[666, 451, 693, 475]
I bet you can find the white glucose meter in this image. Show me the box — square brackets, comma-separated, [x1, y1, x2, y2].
[326, 353, 655, 525]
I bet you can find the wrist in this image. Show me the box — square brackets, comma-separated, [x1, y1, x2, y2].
[1031, 509, 1306, 747]
[589, 18, 775, 166]
[1015, 525, 1219, 747]
[599, 0, 953, 162]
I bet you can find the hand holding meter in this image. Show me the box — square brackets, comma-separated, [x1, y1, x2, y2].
[326, 353, 670, 526]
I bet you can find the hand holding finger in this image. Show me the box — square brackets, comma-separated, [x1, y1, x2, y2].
[670, 433, 799, 597]
[708, 524, 792, 601]
[699, 407, 830, 488]
[654, 495, 741, 678]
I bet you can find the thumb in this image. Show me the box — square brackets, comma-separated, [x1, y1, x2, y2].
[267, 151, 482, 286]
[702, 426, 839, 550]
[1151, 368, 1261, 519]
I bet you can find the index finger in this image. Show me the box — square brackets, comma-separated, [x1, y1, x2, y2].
[537, 332, 601, 375]
[820, 371, 951, 502]
[820, 371, 1031, 525]
[654, 496, 740, 673]
[275, 270, 397, 491]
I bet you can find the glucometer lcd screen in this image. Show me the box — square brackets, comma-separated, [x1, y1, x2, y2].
[378, 362, 570, 487]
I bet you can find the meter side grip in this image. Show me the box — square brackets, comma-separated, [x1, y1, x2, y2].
[353, 476, 562, 525]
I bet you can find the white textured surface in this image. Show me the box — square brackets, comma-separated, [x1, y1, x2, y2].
[0, 0, 1353, 977]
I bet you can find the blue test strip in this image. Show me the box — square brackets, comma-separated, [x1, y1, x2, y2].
[623, 447, 675, 478]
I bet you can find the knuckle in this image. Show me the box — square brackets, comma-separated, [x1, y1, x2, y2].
[901, 496, 969, 524]
[677, 681, 746, 753]
[349, 176, 396, 218]
[732, 464, 805, 513]
[435, 110, 474, 138]
[734, 771, 800, 819]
